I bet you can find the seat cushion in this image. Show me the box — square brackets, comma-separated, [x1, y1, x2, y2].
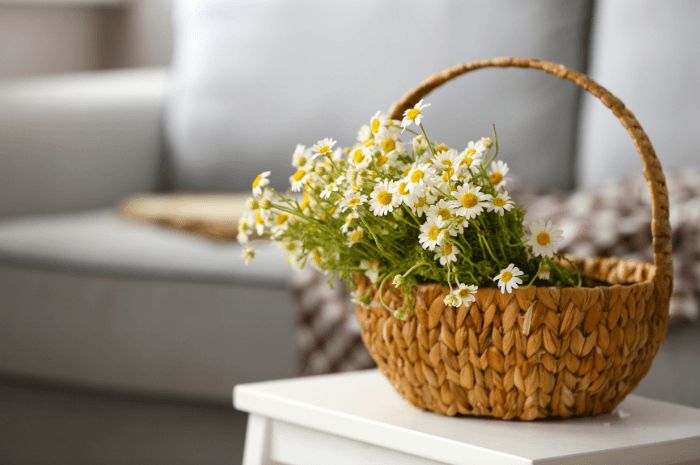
[0, 210, 298, 403]
[0, 209, 288, 287]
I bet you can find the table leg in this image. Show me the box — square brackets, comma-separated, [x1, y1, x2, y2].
[242, 414, 270, 465]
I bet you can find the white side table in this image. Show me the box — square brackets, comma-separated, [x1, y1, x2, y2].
[233, 369, 700, 465]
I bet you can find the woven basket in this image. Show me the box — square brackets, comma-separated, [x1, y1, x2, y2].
[353, 57, 673, 420]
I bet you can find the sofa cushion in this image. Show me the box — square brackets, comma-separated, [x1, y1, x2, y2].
[0, 68, 168, 217]
[577, 0, 700, 187]
[167, 0, 593, 194]
[0, 209, 289, 287]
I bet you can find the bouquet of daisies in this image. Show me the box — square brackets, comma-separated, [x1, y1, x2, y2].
[239, 100, 581, 319]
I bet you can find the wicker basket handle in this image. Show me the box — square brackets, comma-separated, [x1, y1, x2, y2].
[389, 57, 672, 286]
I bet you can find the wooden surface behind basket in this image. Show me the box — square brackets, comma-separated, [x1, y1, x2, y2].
[352, 57, 672, 419]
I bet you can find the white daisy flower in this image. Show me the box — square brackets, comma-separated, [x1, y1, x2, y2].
[360, 259, 380, 283]
[349, 146, 372, 169]
[357, 125, 372, 143]
[254, 209, 272, 235]
[488, 160, 512, 190]
[292, 144, 311, 168]
[435, 241, 459, 266]
[311, 138, 336, 159]
[459, 145, 484, 170]
[427, 199, 455, 224]
[340, 212, 358, 233]
[290, 168, 311, 192]
[450, 184, 492, 219]
[251, 171, 270, 197]
[433, 148, 460, 171]
[369, 179, 400, 216]
[452, 283, 478, 307]
[395, 179, 420, 207]
[236, 211, 255, 245]
[271, 213, 290, 237]
[488, 191, 515, 216]
[418, 215, 446, 251]
[347, 227, 363, 246]
[431, 168, 458, 193]
[401, 99, 431, 130]
[319, 175, 345, 200]
[377, 136, 405, 160]
[405, 163, 436, 193]
[241, 247, 257, 265]
[494, 264, 525, 294]
[340, 191, 368, 212]
[527, 219, 564, 258]
[370, 111, 390, 136]
[411, 191, 436, 217]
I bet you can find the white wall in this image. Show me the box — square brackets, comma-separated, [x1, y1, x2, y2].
[0, 0, 172, 80]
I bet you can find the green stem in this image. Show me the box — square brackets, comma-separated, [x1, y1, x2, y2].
[419, 123, 437, 157]
[358, 215, 386, 254]
[520, 261, 542, 289]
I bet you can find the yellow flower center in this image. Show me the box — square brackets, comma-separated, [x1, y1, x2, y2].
[318, 146, 331, 155]
[437, 208, 451, 221]
[428, 226, 440, 241]
[461, 192, 478, 208]
[256, 211, 265, 225]
[328, 207, 337, 215]
[371, 119, 380, 133]
[436, 145, 449, 153]
[442, 169, 455, 183]
[353, 150, 365, 164]
[458, 288, 470, 299]
[404, 167, 412, 177]
[382, 139, 396, 153]
[252, 175, 262, 188]
[494, 198, 506, 207]
[377, 191, 393, 206]
[301, 201, 309, 211]
[443, 243, 453, 255]
[398, 181, 410, 196]
[351, 230, 362, 242]
[461, 157, 474, 167]
[441, 159, 452, 167]
[370, 259, 379, 269]
[276, 214, 288, 225]
[465, 148, 476, 156]
[293, 170, 306, 182]
[376, 155, 388, 167]
[406, 108, 420, 120]
[347, 198, 361, 206]
[363, 140, 374, 148]
[489, 172, 503, 185]
[537, 231, 551, 245]
[314, 253, 322, 264]
[501, 271, 513, 283]
[411, 170, 424, 183]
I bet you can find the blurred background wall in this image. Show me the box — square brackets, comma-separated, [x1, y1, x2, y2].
[0, 0, 172, 79]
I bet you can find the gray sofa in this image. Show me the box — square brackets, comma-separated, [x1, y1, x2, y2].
[0, 1, 698, 463]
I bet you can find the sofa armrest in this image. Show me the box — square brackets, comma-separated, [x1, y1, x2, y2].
[0, 68, 169, 217]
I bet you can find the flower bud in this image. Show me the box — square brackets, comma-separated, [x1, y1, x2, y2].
[444, 295, 459, 307]
[260, 200, 272, 210]
[392, 275, 404, 286]
[481, 137, 493, 148]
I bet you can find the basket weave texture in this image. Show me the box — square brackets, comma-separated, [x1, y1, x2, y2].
[353, 57, 673, 420]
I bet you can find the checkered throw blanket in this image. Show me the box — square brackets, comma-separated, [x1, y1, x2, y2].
[292, 168, 700, 376]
